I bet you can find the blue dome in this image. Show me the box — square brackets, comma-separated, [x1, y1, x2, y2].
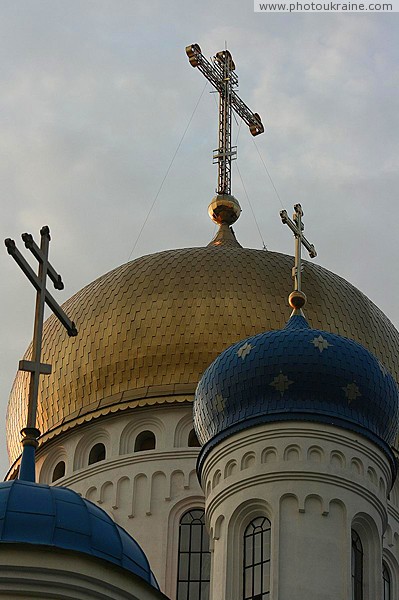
[195, 314, 399, 474]
[0, 478, 158, 588]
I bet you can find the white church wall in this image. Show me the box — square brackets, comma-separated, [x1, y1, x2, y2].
[201, 421, 394, 600]
[0, 546, 167, 600]
[33, 402, 203, 597]
[385, 490, 399, 596]
[15, 401, 399, 600]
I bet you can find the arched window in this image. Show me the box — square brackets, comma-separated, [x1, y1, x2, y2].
[352, 530, 363, 600]
[188, 429, 200, 447]
[243, 516, 271, 600]
[88, 443, 106, 465]
[383, 562, 391, 600]
[134, 430, 156, 452]
[177, 509, 210, 600]
[52, 460, 66, 482]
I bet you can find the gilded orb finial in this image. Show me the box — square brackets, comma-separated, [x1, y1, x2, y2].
[208, 193, 241, 226]
[289, 290, 307, 310]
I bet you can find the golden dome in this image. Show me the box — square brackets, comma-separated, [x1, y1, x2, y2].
[6, 243, 399, 465]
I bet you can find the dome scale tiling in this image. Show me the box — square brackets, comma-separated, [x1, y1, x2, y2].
[194, 313, 399, 476]
[6, 244, 399, 465]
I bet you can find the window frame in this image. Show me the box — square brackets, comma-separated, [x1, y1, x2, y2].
[351, 529, 363, 600]
[188, 429, 200, 448]
[383, 562, 391, 600]
[88, 442, 106, 465]
[51, 460, 66, 482]
[134, 430, 156, 452]
[176, 508, 210, 600]
[243, 516, 271, 600]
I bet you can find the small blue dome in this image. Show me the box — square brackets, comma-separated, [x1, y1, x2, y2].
[195, 314, 399, 474]
[0, 479, 158, 588]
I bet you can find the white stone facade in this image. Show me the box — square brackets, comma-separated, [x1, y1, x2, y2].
[0, 546, 167, 600]
[15, 405, 399, 600]
[33, 402, 203, 599]
[200, 421, 399, 600]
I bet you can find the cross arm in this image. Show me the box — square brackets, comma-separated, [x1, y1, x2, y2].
[186, 44, 224, 93]
[21, 232, 64, 290]
[5, 238, 78, 336]
[230, 90, 264, 136]
[279, 210, 317, 258]
[19, 359, 52, 374]
[186, 44, 264, 137]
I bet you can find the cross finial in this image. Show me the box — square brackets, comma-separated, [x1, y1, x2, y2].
[280, 204, 317, 313]
[5, 226, 77, 481]
[186, 43, 264, 237]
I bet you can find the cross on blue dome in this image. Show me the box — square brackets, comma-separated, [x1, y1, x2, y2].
[2, 226, 159, 592]
[194, 313, 399, 476]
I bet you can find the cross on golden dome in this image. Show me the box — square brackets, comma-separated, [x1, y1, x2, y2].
[186, 43, 264, 242]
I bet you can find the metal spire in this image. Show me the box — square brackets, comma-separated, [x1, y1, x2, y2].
[5, 226, 77, 481]
[186, 43, 264, 230]
[280, 204, 317, 312]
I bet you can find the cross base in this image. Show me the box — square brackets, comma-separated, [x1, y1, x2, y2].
[20, 427, 41, 448]
[19, 359, 52, 375]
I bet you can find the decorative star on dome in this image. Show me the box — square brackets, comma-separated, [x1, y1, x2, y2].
[311, 335, 332, 353]
[270, 371, 294, 397]
[343, 382, 361, 403]
[237, 342, 254, 360]
[214, 394, 226, 414]
[377, 359, 389, 377]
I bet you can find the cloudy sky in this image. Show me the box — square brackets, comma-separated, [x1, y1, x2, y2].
[0, 1, 397, 476]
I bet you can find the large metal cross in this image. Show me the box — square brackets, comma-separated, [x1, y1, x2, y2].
[186, 43, 264, 196]
[5, 226, 77, 446]
[280, 204, 317, 293]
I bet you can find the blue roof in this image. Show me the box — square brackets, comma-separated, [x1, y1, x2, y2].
[0, 478, 158, 589]
[195, 314, 399, 474]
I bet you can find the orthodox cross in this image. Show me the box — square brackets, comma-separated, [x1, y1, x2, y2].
[186, 43, 264, 196]
[5, 226, 77, 471]
[280, 204, 317, 294]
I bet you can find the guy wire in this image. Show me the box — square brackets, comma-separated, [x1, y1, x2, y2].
[127, 81, 208, 261]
